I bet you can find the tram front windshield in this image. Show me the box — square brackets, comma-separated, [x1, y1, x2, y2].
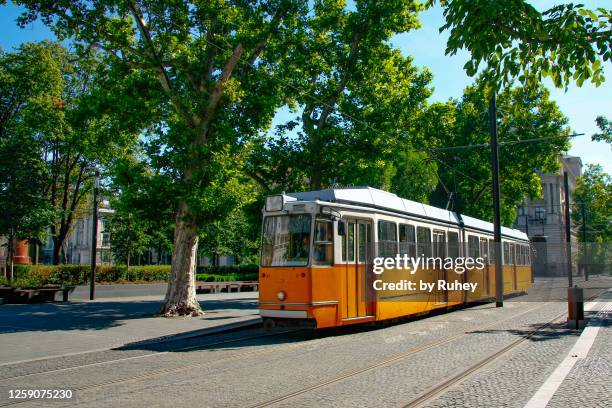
[261, 214, 311, 266]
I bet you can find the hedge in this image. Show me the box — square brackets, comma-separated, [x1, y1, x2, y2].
[4, 264, 259, 287]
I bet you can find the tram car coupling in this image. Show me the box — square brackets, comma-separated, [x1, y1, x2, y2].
[258, 187, 532, 329]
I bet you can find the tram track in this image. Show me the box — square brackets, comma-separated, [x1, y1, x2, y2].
[401, 313, 567, 408]
[1, 293, 604, 407]
[248, 290, 607, 408]
[0, 304, 542, 407]
[247, 302, 555, 408]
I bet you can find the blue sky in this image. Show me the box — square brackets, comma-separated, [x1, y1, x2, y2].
[1, 1, 610, 173]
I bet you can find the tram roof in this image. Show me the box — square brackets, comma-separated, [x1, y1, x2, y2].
[287, 187, 528, 241]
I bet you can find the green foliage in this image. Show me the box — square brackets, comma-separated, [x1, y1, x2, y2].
[0, 43, 60, 264]
[196, 264, 259, 275]
[248, 0, 438, 207]
[11, 264, 171, 285]
[592, 116, 611, 144]
[198, 208, 261, 265]
[572, 164, 612, 244]
[7, 264, 258, 286]
[437, 0, 611, 90]
[424, 79, 569, 225]
[195, 273, 258, 282]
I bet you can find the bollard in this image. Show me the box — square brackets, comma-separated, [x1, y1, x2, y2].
[567, 286, 584, 329]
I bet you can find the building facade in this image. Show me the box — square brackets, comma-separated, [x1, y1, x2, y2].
[40, 199, 114, 265]
[514, 156, 582, 276]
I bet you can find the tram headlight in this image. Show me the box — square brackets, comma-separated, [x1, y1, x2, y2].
[277, 290, 286, 301]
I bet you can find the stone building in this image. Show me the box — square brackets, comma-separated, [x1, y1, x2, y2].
[514, 156, 582, 276]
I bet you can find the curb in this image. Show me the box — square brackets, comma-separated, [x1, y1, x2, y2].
[124, 316, 263, 347]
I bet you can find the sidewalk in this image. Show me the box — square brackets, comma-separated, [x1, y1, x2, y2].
[0, 292, 260, 365]
[525, 288, 612, 408]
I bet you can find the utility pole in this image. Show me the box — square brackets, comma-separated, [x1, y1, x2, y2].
[581, 200, 588, 281]
[489, 93, 503, 308]
[89, 172, 100, 301]
[563, 171, 572, 288]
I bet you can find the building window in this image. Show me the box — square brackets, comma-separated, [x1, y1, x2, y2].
[549, 183, 555, 213]
[101, 232, 111, 247]
[535, 207, 545, 220]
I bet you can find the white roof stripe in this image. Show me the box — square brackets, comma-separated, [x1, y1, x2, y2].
[287, 187, 528, 241]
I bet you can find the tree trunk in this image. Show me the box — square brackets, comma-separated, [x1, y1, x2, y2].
[126, 252, 130, 281]
[52, 237, 62, 265]
[7, 235, 14, 281]
[159, 201, 203, 316]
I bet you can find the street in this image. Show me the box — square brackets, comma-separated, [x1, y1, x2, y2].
[0, 276, 610, 408]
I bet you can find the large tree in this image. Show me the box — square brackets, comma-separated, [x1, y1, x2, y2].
[423, 81, 570, 225]
[15, 1, 306, 315]
[0, 43, 63, 275]
[437, 0, 611, 89]
[249, 0, 437, 200]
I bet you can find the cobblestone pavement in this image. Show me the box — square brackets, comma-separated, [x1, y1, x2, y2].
[546, 291, 612, 408]
[0, 276, 610, 408]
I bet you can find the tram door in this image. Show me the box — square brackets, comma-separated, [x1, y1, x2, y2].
[344, 219, 373, 319]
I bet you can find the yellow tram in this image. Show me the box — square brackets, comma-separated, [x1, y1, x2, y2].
[258, 187, 532, 329]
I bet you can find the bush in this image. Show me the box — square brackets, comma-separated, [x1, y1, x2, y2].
[195, 272, 258, 282]
[8, 264, 171, 286]
[196, 264, 259, 275]
[5, 264, 257, 286]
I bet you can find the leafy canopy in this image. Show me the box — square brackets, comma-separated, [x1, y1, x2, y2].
[436, 0, 611, 89]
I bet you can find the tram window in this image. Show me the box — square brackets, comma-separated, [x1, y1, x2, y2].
[358, 223, 367, 262]
[468, 235, 479, 259]
[479, 238, 488, 263]
[448, 231, 459, 259]
[378, 220, 398, 257]
[313, 220, 334, 265]
[505, 242, 511, 265]
[526, 246, 531, 265]
[488, 239, 495, 264]
[416, 227, 432, 258]
[399, 224, 416, 258]
[433, 230, 446, 258]
[341, 222, 356, 262]
[261, 214, 311, 267]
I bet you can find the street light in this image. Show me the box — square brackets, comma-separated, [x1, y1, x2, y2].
[89, 171, 100, 301]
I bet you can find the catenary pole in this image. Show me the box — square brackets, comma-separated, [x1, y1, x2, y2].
[563, 171, 572, 288]
[581, 200, 588, 281]
[89, 172, 100, 301]
[489, 93, 503, 307]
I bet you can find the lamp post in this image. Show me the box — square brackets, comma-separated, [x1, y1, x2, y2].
[89, 171, 100, 301]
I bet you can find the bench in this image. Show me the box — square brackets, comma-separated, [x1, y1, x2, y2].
[196, 281, 259, 294]
[0, 286, 75, 304]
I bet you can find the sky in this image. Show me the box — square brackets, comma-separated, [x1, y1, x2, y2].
[1, 1, 610, 173]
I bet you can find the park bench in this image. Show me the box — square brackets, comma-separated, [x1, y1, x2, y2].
[0, 286, 75, 304]
[196, 281, 259, 294]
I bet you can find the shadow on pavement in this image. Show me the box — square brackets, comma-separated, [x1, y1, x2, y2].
[0, 297, 258, 334]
